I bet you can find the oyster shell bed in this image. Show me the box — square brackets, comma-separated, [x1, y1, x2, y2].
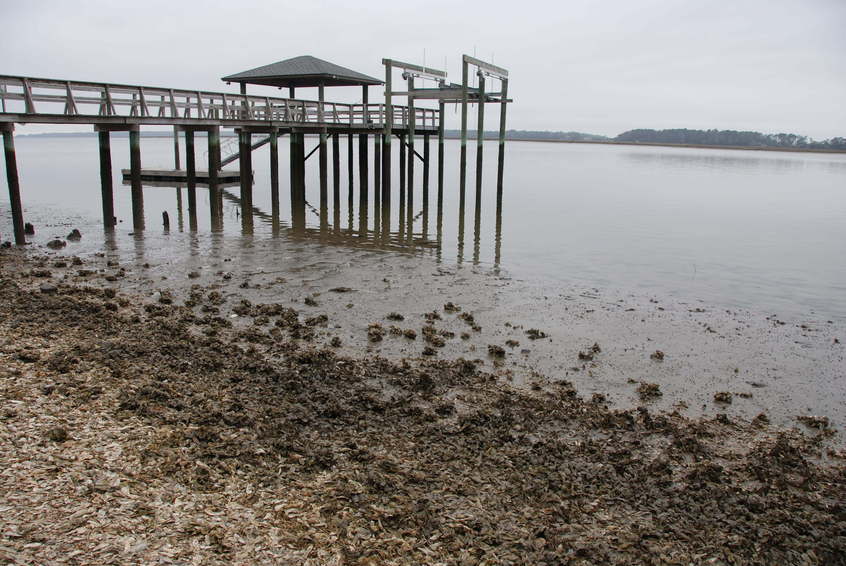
[1, 253, 845, 565]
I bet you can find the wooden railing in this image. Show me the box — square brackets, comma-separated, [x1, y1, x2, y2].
[0, 75, 439, 129]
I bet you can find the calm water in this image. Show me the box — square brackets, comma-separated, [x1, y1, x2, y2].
[2, 135, 845, 320]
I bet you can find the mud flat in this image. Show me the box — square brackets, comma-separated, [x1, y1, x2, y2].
[1, 246, 845, 564]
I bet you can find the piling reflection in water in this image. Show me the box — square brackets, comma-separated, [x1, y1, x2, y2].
[114, 134, 506, 266]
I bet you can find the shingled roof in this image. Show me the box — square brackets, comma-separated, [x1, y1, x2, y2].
[221, 55, 382, 88]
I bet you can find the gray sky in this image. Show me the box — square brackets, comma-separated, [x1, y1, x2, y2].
[3, 0, 845, 138]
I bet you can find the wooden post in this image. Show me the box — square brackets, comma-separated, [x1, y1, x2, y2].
[382, 61, 392, 204]
[497, 78, 509, 196]
[97, 129, 115, 230]
[185, 129, 197, 232]
[459, 58, 469, 209]
[289, 87, 295, 98]
[406, 77, 415, 224]
[2, 125, 25, 244]
[437, 101, 444, 203]
[172, 125, 181, 169]
[290, 132, 305, 231]
[270, 128, 279, 221]
[359, 134, 368, 217]
[423, 133, 430, 238]
[362, 85, 369, 125]
[129, 128, 144, 230]
[399, 134, 406, 200]
[347, 133, 354, 230]
[238, 130, 253, 231]
[332, 133, 340, 230]
[374, 135, 381, 208]
[318, 84, 328, 213]
[475, 73, 486, 199]
[208, 126, 222, 231]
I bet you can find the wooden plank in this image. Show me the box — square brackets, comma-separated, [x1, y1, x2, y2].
[462, 55, 509, 78]
[381, 58, 447, 80]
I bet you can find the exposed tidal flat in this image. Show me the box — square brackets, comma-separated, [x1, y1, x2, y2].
[1, 138, 845, 562]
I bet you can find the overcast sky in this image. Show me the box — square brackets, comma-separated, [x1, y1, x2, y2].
[3, 0, 845, 138]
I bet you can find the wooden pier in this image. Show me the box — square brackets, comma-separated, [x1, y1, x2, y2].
[1, 55, 510, 246]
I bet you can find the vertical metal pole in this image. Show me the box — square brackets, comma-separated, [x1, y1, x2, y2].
[270, 128, 279, 221]
[497, 78, 509, 197]
[208, 126, 222, 232]
[382, 61, 392, 204]
[97, 129, 115, 230]
[459, 58, 469, 209]
[129, 128, 144, 230]
[318, 84, 327, 213]
[185, 129, 197, 232]
[2, 126, 25, 244]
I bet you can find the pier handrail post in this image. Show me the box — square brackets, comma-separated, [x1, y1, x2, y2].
[2, 124, 25, 244]
[318, 83, 328, 213]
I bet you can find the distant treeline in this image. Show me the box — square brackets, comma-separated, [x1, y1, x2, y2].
[615, 128, 846, 150]
[444, 129, 610, 141]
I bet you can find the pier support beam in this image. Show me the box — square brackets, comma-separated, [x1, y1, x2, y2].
[475, 74, 486, 200]
[374, 133, 381, 209]
[270, 128, 279, 221]
[459, 58, 469, 209]
[290, 132, 306, 231]
[359, 134, 368, 212]
[406, 77, 415, 229]
[437, 101, 444, 202]
[382, 61, 392, 206]
[423, 133, 430, 238]
[332, 133, 340, 227]
[97, 129, 115, 230]
[2, 124, 25, 245]
[185, 129, 197, 232]
[497, 78, 509, 196]
[318, 84, 328, 214]
[208, 126, 222, 231]
[238, 130, 253, 232]
[129, 127, 144, 230]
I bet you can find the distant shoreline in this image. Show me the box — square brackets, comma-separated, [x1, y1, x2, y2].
[497, 137, 846, 155]
[18, 131, 846, 155]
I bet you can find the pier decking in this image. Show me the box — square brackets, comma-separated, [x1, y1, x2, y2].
[1, 54, 510, 246]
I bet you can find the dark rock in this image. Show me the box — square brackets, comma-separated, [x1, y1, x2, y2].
[46, 239, 66, 249]
[39, 283, 58, 294]
[66, 229, 82, 241]
[24, 222, 35, 235]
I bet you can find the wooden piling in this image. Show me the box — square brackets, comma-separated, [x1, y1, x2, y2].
[208, 126, 222, 231]
[359, 134, 368, 209]
[129, 128, 144, 230]
[459, 58, 469, 209]
[475, 74, 486, 200]
[290, 132, 306, 231]
[382, 61, 392, 203]
[238, 130, 253, 231]
[347, 133, 354, 230]
[172, 125, 181, 169]
[185, 129, 197, 232]
[437, 101, 444, 202]
[497, 78, 509, 196]
[97, 130, 115, 230]
[423, 133, 430, 238]
[318, 84, 328, 212]
[270, 128, 279, 220]
[332, 133, 341, 230]
[407, 77, 415, 225]
[399, 134, 406, 200]
[2, 125, 25, 244]
[374, 133, 381, 208]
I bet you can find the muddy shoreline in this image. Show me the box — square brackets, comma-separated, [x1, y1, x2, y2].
[1, 246, 845, 564]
